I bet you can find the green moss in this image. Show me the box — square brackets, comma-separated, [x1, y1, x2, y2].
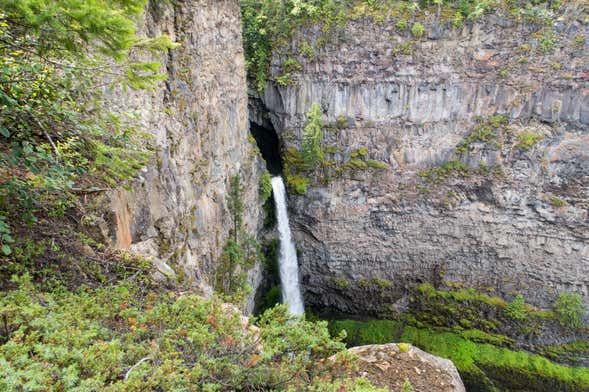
[366, 159, 388, 170]
[335, 116, 348, 129]
[332, 277, 351, 289]
[418, 159, 469, 184]
[329, 319, 589, 392]
[550, 197, 566, 207]
[346, 159, 368, 170]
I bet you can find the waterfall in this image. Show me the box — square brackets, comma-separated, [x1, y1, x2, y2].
[271, 176, 305, 315]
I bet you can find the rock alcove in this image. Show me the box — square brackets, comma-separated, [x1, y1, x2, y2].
[249, 121, 282, 175]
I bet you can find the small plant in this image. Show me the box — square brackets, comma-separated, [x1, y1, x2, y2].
[452, 11, 464, 28]
[402, 378, 415, 392]
[274, 73, 294, 86]
[286, 174, 309, 195]
[550, 197, 565, 208]
[499, 69, 509, 78]
[554, 292, 585, 330]
[299, 41, 316, 59]
[516, 131, 543, 151]
[573, 34, 586, 49]
[335, 116, 348, 129]
[539, 31, 556, 53]
[411, 23, 425, 38]
[396, 18, 408, 30]
[505, 294, 527, 321]
[0, 215, 13, 256]
[398, 343, 410, 353]
[283, 57, 302, 72]
[367, 160, 388, 170]
[259, 170, 272, 202]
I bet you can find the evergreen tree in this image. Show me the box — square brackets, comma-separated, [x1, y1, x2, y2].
[0, 0, 175, 255]
[301, 102, 324, 170]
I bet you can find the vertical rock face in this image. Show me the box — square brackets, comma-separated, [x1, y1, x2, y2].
[101, 0, 265, 310]
[254, 9, 589, 315]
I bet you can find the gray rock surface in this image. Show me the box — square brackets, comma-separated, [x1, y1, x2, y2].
[253, 7, 589, 316]
[97, 0, 265, 312]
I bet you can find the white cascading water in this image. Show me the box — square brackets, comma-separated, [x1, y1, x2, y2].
[271, 176, 305, 315]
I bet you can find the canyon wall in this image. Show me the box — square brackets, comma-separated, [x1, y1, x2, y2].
[97, 0, 265, 311]
[254, 6, 589, 315]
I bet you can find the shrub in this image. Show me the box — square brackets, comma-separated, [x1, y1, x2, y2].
[286, 173, 309, 194]
[554, 292, 585, 330]
[0, 279, 374, 391]
[411, 23, 425, 38]
[505, 294, 527, 321]
[516, 131, 543, 151]
[452, 11, 464, 28]
[396, 18, 408, 30]
[259, 170, 272, 202]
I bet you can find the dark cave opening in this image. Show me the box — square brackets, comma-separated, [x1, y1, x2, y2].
[249, 121, 283, 175]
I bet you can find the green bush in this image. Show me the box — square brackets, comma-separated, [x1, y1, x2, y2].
[0, 278, 383, 391]
[411, 23, 425, 38]
[516, 131, 543, 151]
[505, 294, 527, 321]
[259, 169, 272, 202]
[554, 292, 585, 330]
[0, 0, 175, 238]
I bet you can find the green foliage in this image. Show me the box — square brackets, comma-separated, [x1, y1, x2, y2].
[554, 292, 585, 330]
[301, 103, 325, 170]
[366, 159, 388, 170]
[396, 18, 408, 30]
[539, 30, 556, 53]
[418, 158, 469, 184]
[402, 378, 415, 392]
[259, 169, 272, 202]
[411, 22, 425, 38]
[505, 294, 528, 321]
[216, 174, 263, 299]
[287, 173, 310, 195]
[550, 196, 566, 207]
[0, 279, 371, 391]
[0, 214, 13, 255]
[227, 174, 245, 240]
[456, 115, 507, 154]
[452, 11, 464, 28]
[0, 0, 175, 254]
[516, 131, 543, 151]
[241, 0, 347, 92]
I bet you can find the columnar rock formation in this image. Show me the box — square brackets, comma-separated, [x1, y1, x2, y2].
[253, 8, 589, 315]
[100, 0, 265, 311]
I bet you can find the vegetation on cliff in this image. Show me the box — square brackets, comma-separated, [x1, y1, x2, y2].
[241, 0, 569, 91]
[0, 0, 176, 286]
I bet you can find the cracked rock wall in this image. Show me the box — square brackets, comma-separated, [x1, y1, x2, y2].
[99, 0, 265, 312]
[254, 7, 589, 315]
